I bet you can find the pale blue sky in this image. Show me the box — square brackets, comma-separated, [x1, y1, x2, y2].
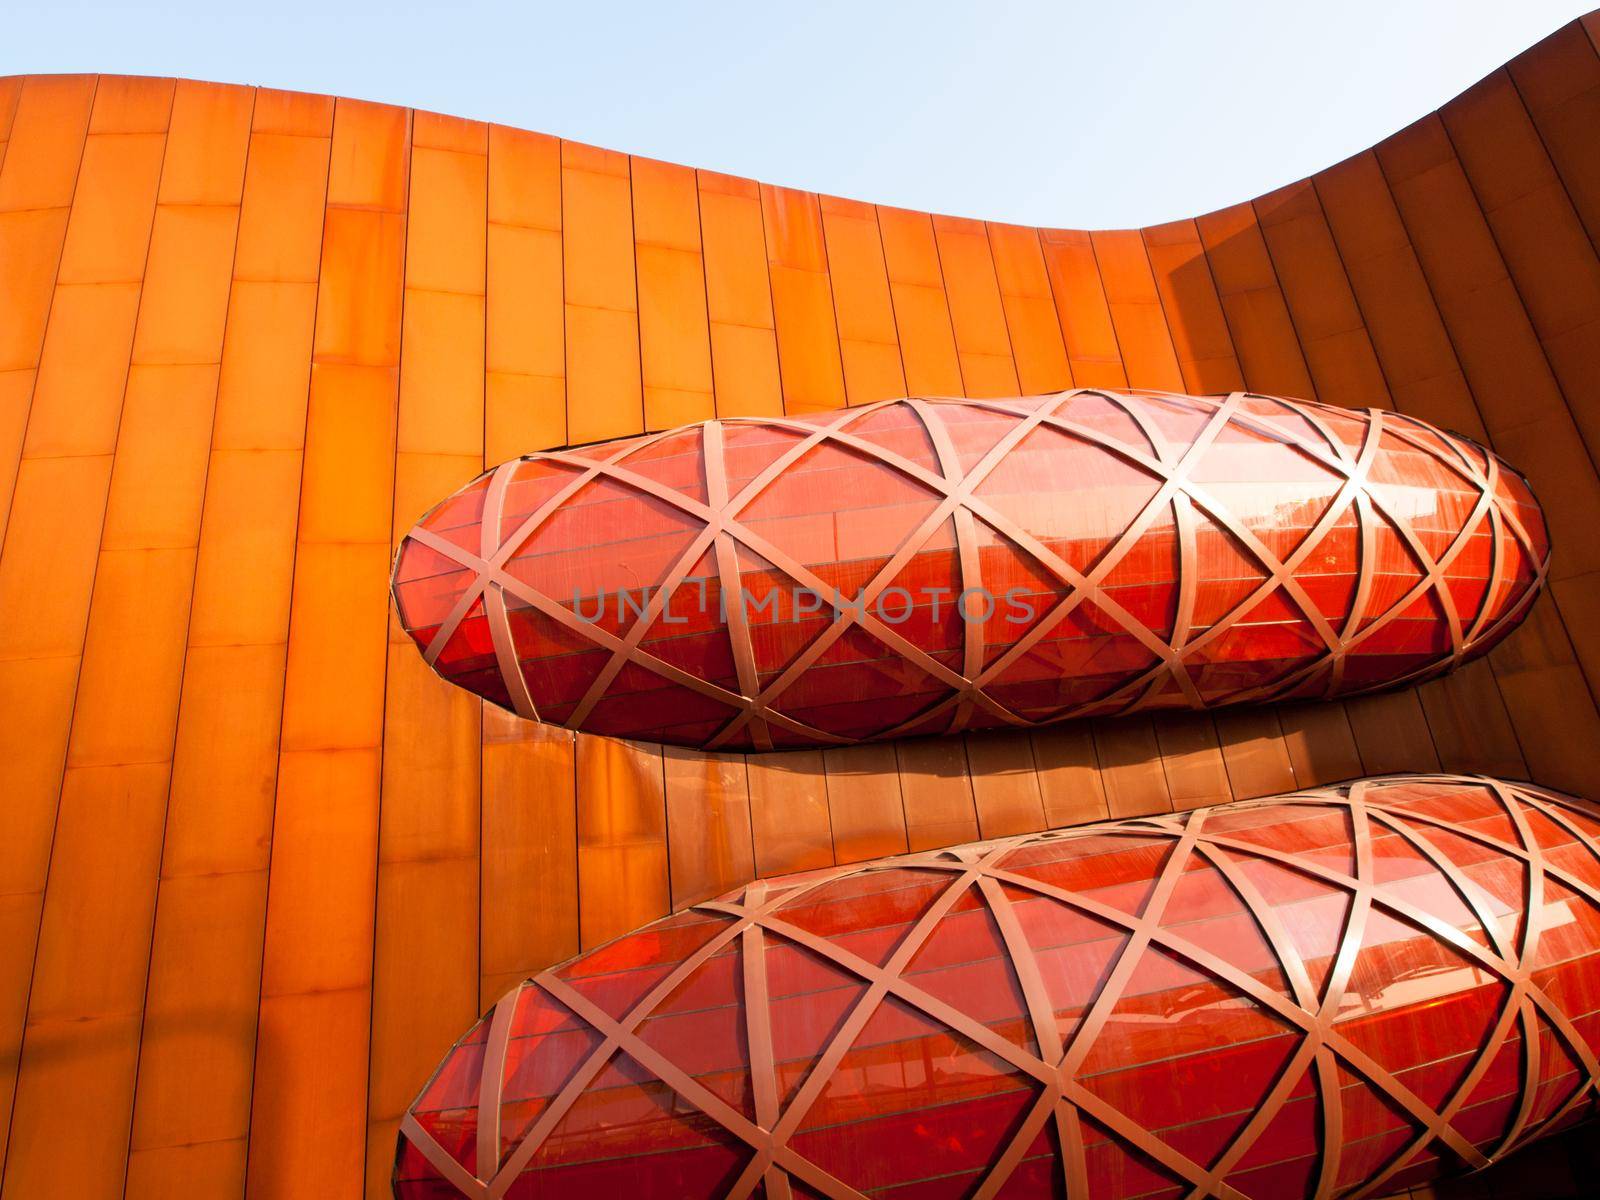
[4, 1, 1591, 227]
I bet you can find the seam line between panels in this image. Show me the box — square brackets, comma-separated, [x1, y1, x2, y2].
[0, 75, 100, 571]
[363, 100, 417, 1200]
[239, 89, 338, 1200]
[624, 153, 646, 436]
[689, 168, 723, 422]
[0, 71, 174, 1200]
[1365, 130, 1600, 725]
[117, 80, 259, 1200]
[803, 190, 850, 411]
[1429, 110, 1600, 497]
[477, 114, 489, 1016]
[1501, 54, 1600, 266]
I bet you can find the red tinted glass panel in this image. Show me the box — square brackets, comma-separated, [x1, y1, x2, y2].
[391, 393, 1550, 750]
[398, 776, 1600, 1199]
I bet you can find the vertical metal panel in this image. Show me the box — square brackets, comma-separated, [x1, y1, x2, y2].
[0, 75, 171, 1192]
[367, 109, 487, 1200]
[762, 184, 847, 416]
[575, 735, 669, 949]
[932, 213, 1020, 398]
[560, 142, 642, 445]
[1088, 228, 1185, 391]
[894, 737, 980, 851]
[819, 194, 906, 406]
[1254, 179, 1392, 409]
[664, 745, 755, 909]
[247, 96, 409, 1200]
[698, 170, 783, 418]
[964, 728, 1048, 837]
[1029, 722, 1110, 825]
[1038, 227, 1129, 389]
[879, 206, 963, 395]
[748, 749, 833, 876]
[1508, 24, 1600, 250]
[986, 221, 1072, 394]
[486, 125, 566, 459]
[822, 742, 908, 863]
[633, 156, 715, 430]
[480, 710, 577, 1008]
[1141, 217, 1243, 395]
[1195, 201, 1319, 400]
[125, 89, 330, 1200]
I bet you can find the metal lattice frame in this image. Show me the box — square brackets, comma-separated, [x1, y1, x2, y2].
[397, 775, 1600, 1200]
[397, 390, 1549, 750]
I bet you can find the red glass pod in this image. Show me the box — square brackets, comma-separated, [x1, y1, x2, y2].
[395, 775, 1600, 1200]
[390, 391, 1549, 750]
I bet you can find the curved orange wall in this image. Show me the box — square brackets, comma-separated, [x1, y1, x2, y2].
[1, 13, 1600, 1199]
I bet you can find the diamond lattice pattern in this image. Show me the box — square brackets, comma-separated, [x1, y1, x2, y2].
[396, 775, 1600, 1200]
[392, 392, 1548, 751]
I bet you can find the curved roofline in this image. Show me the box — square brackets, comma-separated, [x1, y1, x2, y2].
[7, 10, 1595, 235]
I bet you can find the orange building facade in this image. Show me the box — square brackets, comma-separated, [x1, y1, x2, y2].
[2, 11, 1600, 1199]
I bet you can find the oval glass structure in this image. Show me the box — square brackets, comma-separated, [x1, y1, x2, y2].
[395, 775, 1600, 1199]
[391, 391, 1549, 750]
